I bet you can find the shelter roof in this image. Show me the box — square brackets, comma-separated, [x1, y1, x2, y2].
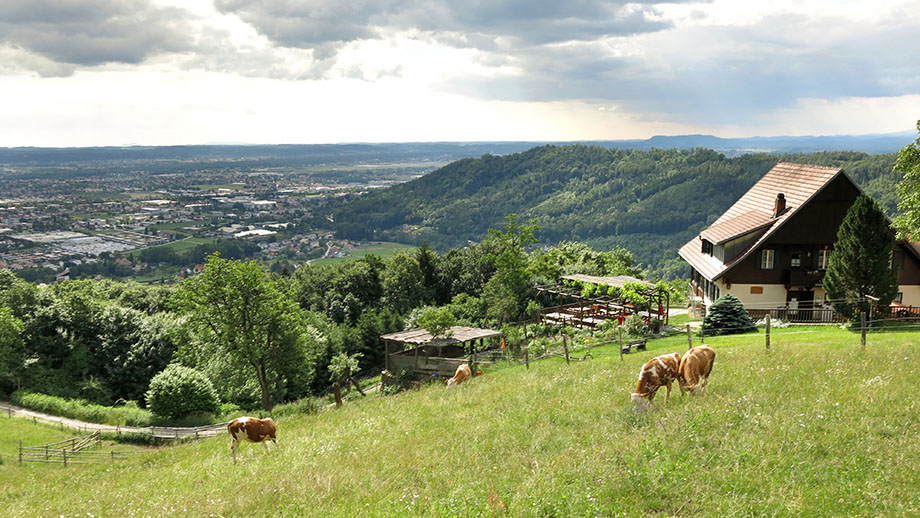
[561, 274, 651, 288]
[380, 326, 502, 346]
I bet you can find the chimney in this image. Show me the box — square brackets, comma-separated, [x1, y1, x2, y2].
[773, 193, 786, 218]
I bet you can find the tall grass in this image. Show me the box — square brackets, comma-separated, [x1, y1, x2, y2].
[2, 326, 919, 517]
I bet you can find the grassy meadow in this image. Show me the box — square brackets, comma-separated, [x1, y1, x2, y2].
[2, 325, 919, 516]
[311, 241, 417, 264]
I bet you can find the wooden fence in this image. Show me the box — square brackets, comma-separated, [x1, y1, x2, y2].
[746, 305, 920, 324]
[746, 307, 844, 324]
[18, 431, 146, 466]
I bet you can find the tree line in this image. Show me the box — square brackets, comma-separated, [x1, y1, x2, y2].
[0, 218, 654, 414]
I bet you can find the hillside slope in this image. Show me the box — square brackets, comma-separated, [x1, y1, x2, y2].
[331, 146, 899, 276]
[3, 327, 918, 517]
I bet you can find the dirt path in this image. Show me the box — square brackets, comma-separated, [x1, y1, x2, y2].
[0, 401, 226, 438]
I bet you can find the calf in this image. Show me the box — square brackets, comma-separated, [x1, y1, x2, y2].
[679, 345, 715, 395]
[228, 416, 278, 463]
[446, 364, 472, 389]
[630, 352, 681, 406]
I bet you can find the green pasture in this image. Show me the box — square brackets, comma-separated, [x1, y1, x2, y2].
[2, 325, 919, 516]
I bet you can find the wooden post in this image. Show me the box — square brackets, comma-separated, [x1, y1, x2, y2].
[350, 377, 366, 396]
[686, 324, 693, 350]
[860, 312, 867, 348]
[332, 382, 342, 408]
[562, 334, 570, 365]
[765, 313, 771, 352]
[62, 448, 67, 467]
[619, 326, 624, 361]
[524, 347, 529, 370]
[384, 340, 390, 373]
[18, 440, 22, 464]
[666, 291, 671, 325]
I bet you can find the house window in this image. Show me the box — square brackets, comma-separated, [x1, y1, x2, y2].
[790, 252, 802, 268]
[895, 292, 903, 303]
[761, 249, 774, 269]
[701, 239, 713, 255]
[750, 286, 763, 294]
[817, 249, 830, 269]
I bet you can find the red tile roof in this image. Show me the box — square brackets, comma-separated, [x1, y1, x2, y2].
[699, 209, 775, 245]
[679, 162, 844, 281]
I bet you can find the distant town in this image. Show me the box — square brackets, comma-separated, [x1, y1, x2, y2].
[0, 158, 431, 283]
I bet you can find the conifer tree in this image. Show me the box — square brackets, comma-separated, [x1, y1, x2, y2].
[702, 293, 756, 336]
[823, 195, 898, 320]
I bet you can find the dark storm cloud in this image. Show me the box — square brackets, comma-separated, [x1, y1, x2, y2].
[0, 0, 197, 75]
[212, 0, 677, 50]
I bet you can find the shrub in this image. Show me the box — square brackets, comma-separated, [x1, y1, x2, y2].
[272, 397, 322, 418]
[219, 402, 242, 417]
[702, 293, 757, 336]
[145, 364, 220, 420]
[623, 314, 648, 337]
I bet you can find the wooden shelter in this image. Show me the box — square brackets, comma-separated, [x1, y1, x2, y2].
[535, 274, 670, 330]
[381, 326, 502, 380]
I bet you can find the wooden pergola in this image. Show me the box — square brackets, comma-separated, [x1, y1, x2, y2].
[381, 326, 503, 379]
[535, 274, 670, 330]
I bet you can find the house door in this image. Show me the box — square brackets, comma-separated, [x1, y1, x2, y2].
[787, 289, 815, 321]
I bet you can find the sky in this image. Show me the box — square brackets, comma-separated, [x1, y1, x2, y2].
[1, 0, 919, 147]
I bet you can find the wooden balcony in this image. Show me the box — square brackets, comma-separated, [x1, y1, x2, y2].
[783, 268, 825, 288]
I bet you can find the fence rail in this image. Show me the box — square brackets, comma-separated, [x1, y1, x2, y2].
[746, 307, 844, 323]
[18, 431, 146, 466]
[746, 305, 920, 324]
[1, 401, 227, 440]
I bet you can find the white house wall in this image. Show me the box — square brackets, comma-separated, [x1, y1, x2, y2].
[711, 281, 920, 311]
[717, 282, 788, 309]
[899, 286, 920, 306]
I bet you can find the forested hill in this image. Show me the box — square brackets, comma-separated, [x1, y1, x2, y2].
[330, 146, 900, 277]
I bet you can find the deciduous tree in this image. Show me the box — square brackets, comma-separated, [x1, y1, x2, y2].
[894, 120, 920, 238]
[174, 254, 312, 410]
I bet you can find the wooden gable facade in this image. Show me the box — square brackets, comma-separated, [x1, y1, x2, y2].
[679, 162, 920, 317]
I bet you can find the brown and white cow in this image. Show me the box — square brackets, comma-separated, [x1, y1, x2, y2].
[228, 416, 279, 463]
[630, 352, 681, 406]
[679, 345, 715, 395]
[446, 363, 472, 389]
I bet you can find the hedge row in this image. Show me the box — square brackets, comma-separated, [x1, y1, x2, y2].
[11, 391, 153, 427]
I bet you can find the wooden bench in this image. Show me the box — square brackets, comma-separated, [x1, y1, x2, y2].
[619, 339, 647, 355]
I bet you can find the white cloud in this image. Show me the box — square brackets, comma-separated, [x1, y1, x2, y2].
[1, 0, 919, 145]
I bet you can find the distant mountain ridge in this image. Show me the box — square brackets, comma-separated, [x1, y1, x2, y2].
[0, 130, 913, 167]
[329, 146, 902, 277]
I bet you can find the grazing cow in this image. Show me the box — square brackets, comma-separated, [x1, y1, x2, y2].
[630, 352, 681, 406]
[446, 364, 472, 389]
[679, 345, 715, 395]
[228, 416, 278, 463]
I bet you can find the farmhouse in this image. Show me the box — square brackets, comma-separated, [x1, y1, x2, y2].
[678, 162, 920, 320]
